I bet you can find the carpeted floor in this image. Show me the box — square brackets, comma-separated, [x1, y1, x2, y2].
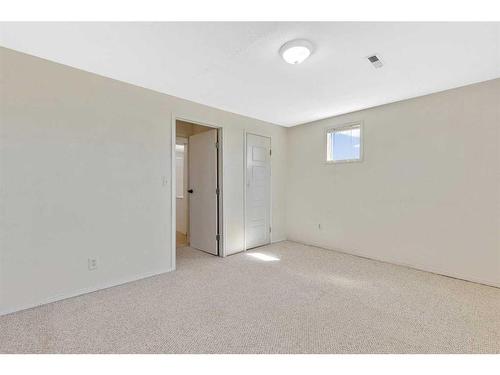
[1, 241, 499, 353]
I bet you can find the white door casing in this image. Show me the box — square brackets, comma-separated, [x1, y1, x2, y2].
[189, 129, 218, 255]
[245, 133, 271, 250]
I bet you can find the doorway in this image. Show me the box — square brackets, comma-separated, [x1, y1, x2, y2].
[245, 133, 272, 250]
[174, 119, 223, 259]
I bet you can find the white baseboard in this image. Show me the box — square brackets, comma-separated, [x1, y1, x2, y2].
[5, 239, 494, 317]
[0, 267, 174, 317]
[288, 239, 500, 289]
[271, 237, 287, 244]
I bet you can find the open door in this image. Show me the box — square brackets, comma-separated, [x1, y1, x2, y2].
[188, 129, 219, 255]
[245, 133, 271, 249]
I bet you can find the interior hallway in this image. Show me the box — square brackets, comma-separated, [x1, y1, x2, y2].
[176, 231, 188, 248]
[1, 241, 499, 354]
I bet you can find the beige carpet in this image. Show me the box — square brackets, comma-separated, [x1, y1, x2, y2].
[1, 241, 499, 353]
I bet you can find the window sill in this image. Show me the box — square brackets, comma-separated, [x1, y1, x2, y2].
[325, 158, 363, 165]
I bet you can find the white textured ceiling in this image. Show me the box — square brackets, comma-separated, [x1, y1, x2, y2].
[1, 22, 499, 126]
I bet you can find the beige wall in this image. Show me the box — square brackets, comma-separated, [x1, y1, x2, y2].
[286, 78, 500, 287]
[0, 47, 287, 315]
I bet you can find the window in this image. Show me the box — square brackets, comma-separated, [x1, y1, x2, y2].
[175, 144, 185, 198]
[326, 122, 362, 163]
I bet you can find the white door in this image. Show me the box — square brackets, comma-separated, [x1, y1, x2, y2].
[246, 133, 271, 249]
[188, 129, 219, 255]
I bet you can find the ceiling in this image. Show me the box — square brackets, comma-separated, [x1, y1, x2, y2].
[0, 22, 499, 126]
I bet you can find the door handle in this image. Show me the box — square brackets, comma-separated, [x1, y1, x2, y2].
[188, 189, 194, 194]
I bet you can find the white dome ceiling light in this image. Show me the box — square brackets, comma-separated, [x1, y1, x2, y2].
[279, 39, 313, 65]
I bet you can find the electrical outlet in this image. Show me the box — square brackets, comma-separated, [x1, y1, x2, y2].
[88, 258, 98, 271]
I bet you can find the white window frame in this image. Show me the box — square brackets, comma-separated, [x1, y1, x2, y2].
[325, 121, 363, 164]
[175, 137, 188, 198]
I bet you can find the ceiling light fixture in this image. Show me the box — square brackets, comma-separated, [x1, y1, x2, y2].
[279, 39, 313, 65]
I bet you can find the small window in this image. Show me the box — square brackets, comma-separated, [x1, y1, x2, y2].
[326, 123, 362, 163]
[175, 144, 185, 198]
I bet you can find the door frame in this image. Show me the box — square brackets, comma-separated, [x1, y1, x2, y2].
[171, 114, 225, 270]
[243, 131, 272, 251]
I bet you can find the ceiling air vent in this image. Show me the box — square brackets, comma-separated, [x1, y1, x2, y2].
[367, 54, 383, 69]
